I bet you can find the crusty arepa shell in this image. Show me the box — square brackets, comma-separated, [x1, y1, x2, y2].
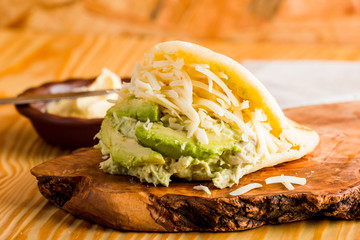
[145, 41, 319, 171]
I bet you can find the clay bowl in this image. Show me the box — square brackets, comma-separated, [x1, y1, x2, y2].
[16, 78, 128, 149]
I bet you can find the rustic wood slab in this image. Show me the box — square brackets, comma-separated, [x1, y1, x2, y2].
[30, 101, 360, 232]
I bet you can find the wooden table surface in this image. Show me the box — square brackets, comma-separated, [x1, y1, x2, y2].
[1, 29, 360, 239]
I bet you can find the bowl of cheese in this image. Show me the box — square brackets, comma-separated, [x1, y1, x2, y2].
[16, 69, 126, 148]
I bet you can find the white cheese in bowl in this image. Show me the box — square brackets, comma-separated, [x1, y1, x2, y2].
[46, 68, 121, 119]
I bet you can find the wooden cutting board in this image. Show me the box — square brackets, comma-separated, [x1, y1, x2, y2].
[30, 102, 360, 232]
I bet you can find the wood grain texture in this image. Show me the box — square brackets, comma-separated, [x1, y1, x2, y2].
[2, 29, 360, 239]
[2, 0, 360, 44]
[30, 102, 360, 232]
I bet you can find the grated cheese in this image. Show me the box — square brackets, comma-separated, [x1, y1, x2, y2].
[189, 63, 210, 69]
[223, 109, 252, 136]
[193, 185, 211, 194]
[254, 109, 267, 122]
[282, 182, 295, 190]
[180, 69, 193, 100]
[265, 174, 306, 190]
[195, 128, 209, 144]
[134, 78, 152, 91]
[169, 80, 184, 87]
[207, 77, 213, 92]
[251, 111, 271, 160]
[195, 65, 240, 107]
[217, 98, 230, 109]
[192, 80, 231, 106]
[216, 71, 228, 80]
[155, 71, 174, 81]
[240, 100, 249, 110]
[163, 89, 179, 99]
[229, 183, 263, 196]
[120, 53, 291, 159]
[152, 60, 174, 68]
[143, 119, 153, 130]
[196, 99, 225, 117]
[264, 129, 280, 153]
[144, 72, 161, 91]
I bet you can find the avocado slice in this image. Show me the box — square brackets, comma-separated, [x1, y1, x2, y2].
[135, 123, 237, 160]
[99, 117, 165, 168]
[107, 98, 160, 122]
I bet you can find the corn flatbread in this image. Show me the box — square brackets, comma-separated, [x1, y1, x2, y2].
[96, 41, 319, 188]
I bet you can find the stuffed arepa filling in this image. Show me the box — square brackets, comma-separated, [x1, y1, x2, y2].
[95, 41, 319, 189]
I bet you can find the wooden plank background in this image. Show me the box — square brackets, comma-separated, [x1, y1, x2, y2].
[1, 0, 360, 239]
[1, 30, 360, 239]
[1, 0, 360, 44]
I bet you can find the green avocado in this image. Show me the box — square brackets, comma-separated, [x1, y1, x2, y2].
[135, 123, 238, 160]
[107, 97, 160, 122]
[99, 117, 165, 168]
[97, 97, 251, 188]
